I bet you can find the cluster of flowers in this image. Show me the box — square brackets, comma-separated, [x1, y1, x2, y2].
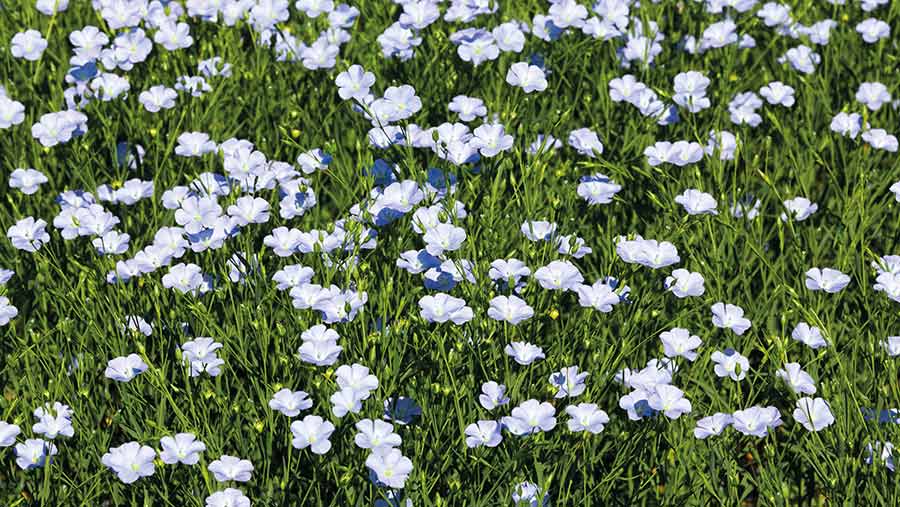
[4, 317, 420, 499]
[2, 0, 900, 503]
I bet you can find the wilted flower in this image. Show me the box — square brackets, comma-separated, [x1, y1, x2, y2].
[866, 441, 895, 472]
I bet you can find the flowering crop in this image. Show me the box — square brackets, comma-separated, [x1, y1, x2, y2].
[0, 0, 899, 505]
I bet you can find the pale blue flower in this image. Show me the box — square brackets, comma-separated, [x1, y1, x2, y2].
[291, 415, 335, 454]
[862, 129, 898, 152]
[11, 30, 47, 61]
[0, 421, 21, 447]
[487, 295, 534, 325]
[206, 489, 250, 507]
[732, 406, 782, 437]
[760, 81, 795, 107]
[0, 297, 18, 326]
[675, 189, 718, 215]
[791, 322, 827, 349]
[9, 168, 48, 195]
[336, 363, 379, 398]
[575, 280, 620, 312]
[711, 348, 750, 381]
[856, 82, 892, 111]
[101, 442, 156, 484]
[694, 413, 732, 439]
[269, 389, 313, 417]
[565, 403, 609, 433]
[711, 302, 751, 335]
[505, 342, 545, 365]
[660, 328, 702, 361]
[418, 293, 473, 324]
[805, 267, 850, 293]
[160, 433, 206, 465]
[465, 420, 503, 448]
[501, 399, 556, 435]
[856, 18, 890, 43]
[354, 419, 401, 450]
[568, 128, 604, 157]
[776, 363, 816, 394]
[104, 354, 149, 382]
[15, 439, 57, 470]
[664, 269, 705, 298]
[577, 174, 621, 205]
[793, 397, 834, 432]
[534, 260, 583, 290]
[550, 366, 589, 398]
[366, 447, 413, 489]
[506, 62, 547, 93]
[648, 384, 692, 419]
[208, 455, 254, 482]
[330, 387, 364, 417]
[479, 381, 510, 410]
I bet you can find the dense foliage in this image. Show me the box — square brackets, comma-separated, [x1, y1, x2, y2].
[1, 0, 899, 505]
